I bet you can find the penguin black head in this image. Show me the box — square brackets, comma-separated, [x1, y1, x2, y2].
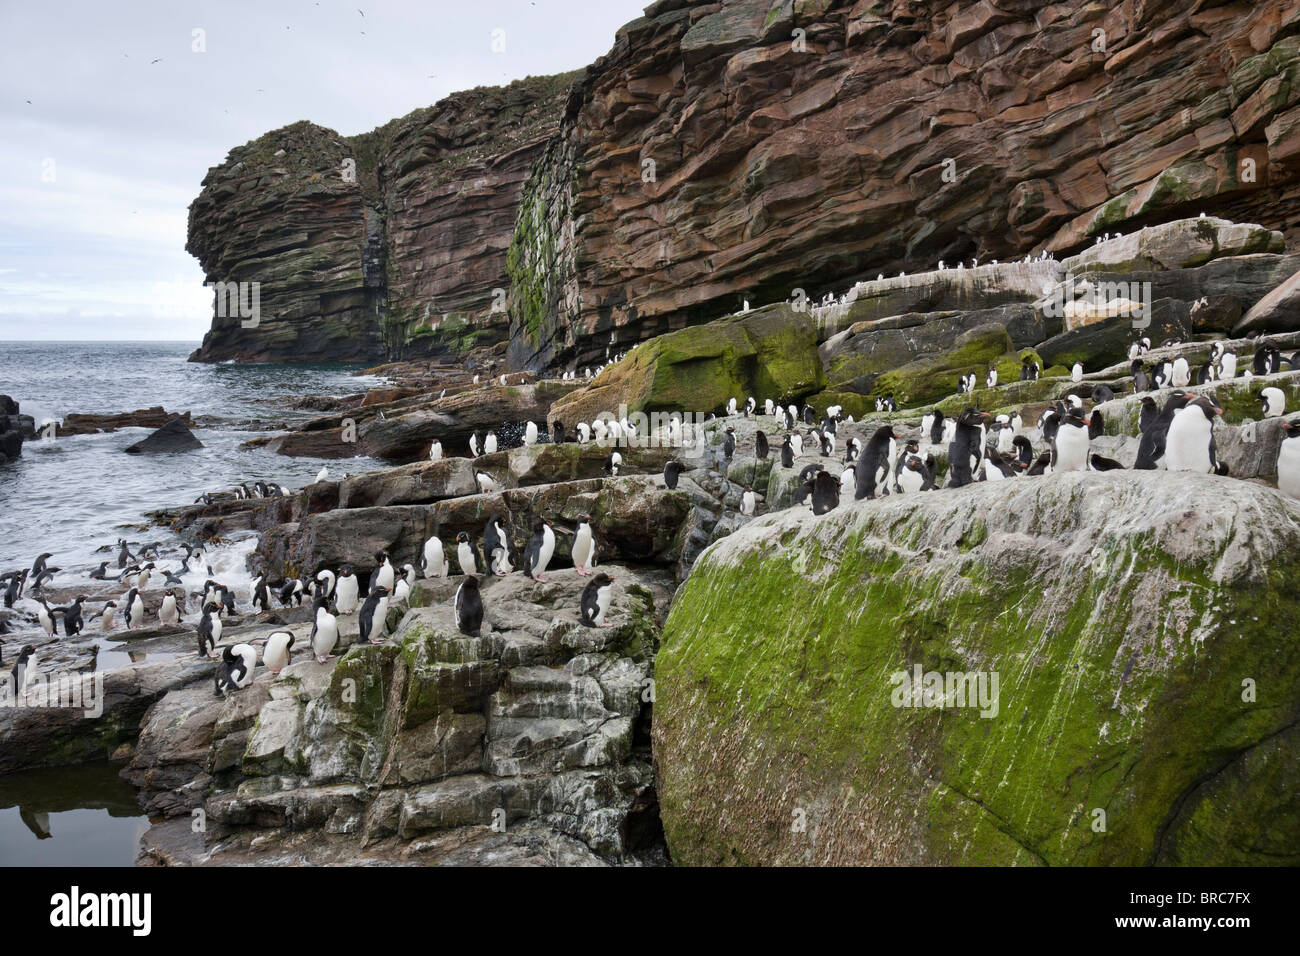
[903, 438, 919, 455]
[371, 586, 391, 596]
[202, 601, 219, 615]
[340, 564, 354, 577]
[591, 571, 614, 586]
[103, 601, 117, 609]
[460, 575, 479, 592]
[18, 644, 36, 660]
[1281, 420, 1300, 438]
[1187, 396, 1222, 420]
[456, 531, 470, 543]
[374, 550, 388, 564]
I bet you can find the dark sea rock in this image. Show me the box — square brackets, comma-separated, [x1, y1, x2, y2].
[61, 407, 192, 436]
[0, 397, 25, 463]
[124, 417, 205, 454]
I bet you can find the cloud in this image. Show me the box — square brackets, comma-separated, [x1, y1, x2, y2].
[0, 0, 646, 342]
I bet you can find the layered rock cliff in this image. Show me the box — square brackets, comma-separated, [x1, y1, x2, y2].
[509, 0, 1300, 370]
[189, 0, 1300, 371]
[188, 74, 578, 363]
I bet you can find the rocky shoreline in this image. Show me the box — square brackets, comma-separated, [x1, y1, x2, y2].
[3, 214, 1300, 865]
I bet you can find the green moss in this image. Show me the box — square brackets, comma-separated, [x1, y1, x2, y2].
[869, 325, 1013, 408]
[655, 493, 1300, 866]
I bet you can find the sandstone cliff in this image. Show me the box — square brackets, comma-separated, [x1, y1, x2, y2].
[189, 0, 1300, 374]
[188, 74, 578, 363]
[508, 0, 1300, 370]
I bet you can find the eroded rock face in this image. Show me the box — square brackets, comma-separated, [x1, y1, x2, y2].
[264, 379, 583, 462]
[548, 303, 825, 424]
[125, 567, 673, 865]
[508, 1, 1300, 370]
[654, 471, 1300, 865]
[187, 75, 577, 364]
[190, 3, 1300, 372]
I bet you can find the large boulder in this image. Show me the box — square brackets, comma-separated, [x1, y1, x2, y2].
[256, 475, 698, 582]
[266, 381, 582, 462]
[655, 472, 1300, 865]
[127, 567, 673, 864]
[866, 322, 1014, 407]
[1036, 298, 1193, 371]
[124, 417, 204, 454]
[810, 262, 1063, 335]
[61, 407, 191, 436]
[819, 303, 1054, 395]
[548, 304, 825, 425]
[1060, 218, 1284, 274]
[1234, 265, 1300, 336]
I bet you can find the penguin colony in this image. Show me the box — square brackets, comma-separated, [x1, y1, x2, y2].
[5, 332, 1299, 697]
[2, 519, 619, 698]
[648, 333, 1300, 519]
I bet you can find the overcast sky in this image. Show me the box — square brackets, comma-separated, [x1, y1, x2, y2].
[0, 0, 648, 341]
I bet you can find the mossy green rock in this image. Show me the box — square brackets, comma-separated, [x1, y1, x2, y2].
[868, 323, 1013, 408]
[655, 472, 1300, 865]
[549, 303, 825, 423]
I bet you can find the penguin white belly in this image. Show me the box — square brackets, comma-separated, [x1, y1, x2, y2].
[313, 611, 339, 662]
[1053, 427, 1090, 472]
[458, 543, 477, 575]
[535, 527, 555, 575]
[1278, 442, 1300, 499]
[423, 539, 445, 578]
[572, 527, 594, 572]
[335, 577, 359, 614]
[1172, 359, 1190, 387]
[263, 632, 293, 673]
[1165, 412, 1212, 473]
[394, 578, 410, 603]
[897, 466, 923, 494]
[596, 584, 613, 625]
[741, 490, 756, 516]
[984, 462, 1005, 481]
[159, 595, 178, 625]
[370, 597, 390, 640]
[376, 564, 395, 591]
